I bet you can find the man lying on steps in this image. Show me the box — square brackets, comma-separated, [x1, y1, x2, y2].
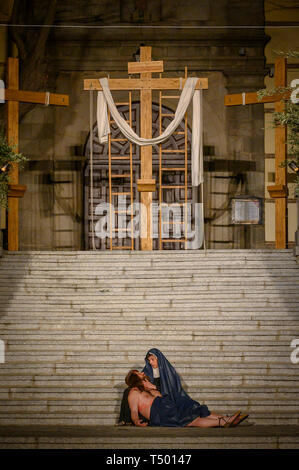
[126, 369, 248, 428]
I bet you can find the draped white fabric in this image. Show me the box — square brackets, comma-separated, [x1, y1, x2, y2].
[191, 88, 204, 186]
[97, 76, 203, 186]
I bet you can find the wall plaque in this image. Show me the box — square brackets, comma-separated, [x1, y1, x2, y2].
[231, 196, 263, 225]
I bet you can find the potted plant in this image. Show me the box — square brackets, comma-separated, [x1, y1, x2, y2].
[257, 50, 299, 197]
[0, 130, 28, 209]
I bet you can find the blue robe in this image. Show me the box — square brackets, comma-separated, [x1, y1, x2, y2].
[143, 348, 210, 426]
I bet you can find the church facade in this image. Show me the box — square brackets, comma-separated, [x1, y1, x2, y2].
[0, 0, 292, 250]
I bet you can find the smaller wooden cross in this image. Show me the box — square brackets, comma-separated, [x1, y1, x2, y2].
[3, 57, 69, 251]
[225, 58, 289, 249]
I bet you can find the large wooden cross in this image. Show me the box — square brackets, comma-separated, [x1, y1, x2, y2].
[225, 58, 290, 249]
[84, 46, 208, 250]
[3, 57, 69, 251]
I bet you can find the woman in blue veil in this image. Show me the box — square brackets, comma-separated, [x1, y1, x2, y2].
[118, 348, 210, 425]
[142, 348, 211, 421]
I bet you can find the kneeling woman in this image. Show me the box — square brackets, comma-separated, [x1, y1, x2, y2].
[125, 369, 245, 428]
[118, 348, 248, 426]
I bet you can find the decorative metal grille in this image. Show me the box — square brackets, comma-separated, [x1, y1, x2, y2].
[84, 102, 192, 250]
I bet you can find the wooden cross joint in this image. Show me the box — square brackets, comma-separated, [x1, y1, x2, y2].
[7, 184, 27, 198]
[128, 60, 164, 75]
[267, 184, 288, 199]
[137, 178, 156, 192]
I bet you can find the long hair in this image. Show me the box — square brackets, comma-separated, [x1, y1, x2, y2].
[125, 370, 149, 392]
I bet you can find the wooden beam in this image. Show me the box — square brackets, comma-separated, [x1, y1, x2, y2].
[140, 47, 153, 251]
[6, 58, 20, 251]
[225, 89, 291, 106]
[274, 58, 288, 249]
[84, 77, 208, 91]
[4, 89, 69, 106]
[128, 60, 164, 75]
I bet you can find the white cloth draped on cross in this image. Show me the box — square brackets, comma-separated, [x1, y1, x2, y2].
[97, 77, 204, 186]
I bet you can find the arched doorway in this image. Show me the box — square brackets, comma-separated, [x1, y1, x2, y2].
[84, 102, 192, 250]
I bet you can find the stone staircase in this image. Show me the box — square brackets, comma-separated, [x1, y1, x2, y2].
[0, 249, 299, 447]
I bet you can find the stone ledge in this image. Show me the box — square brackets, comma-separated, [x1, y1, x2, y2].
[0, 425, 298, 449]
[0, 424, 298, 438]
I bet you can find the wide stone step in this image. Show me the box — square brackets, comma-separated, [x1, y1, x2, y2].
[3, 353, 295, 365]
[1, 265, 299, 273]
[1, 258, 297, 267]
[1, 319, 298, 328]
[3, 349, 294, 362]
[1, 425, 298, 449]
[2, 355, 294, 366]
[0, 404, 297, 415]
[0, 364, 297, 376]
[0, 250, 296, 257]
[1, 333, 296, 343]
[1, 298, 299, 307]
[2, 290, 299, 301]
[1, 326, 298, 337]
[1, 259, 298, 270]
[2, 338, 296, 348]
[6, 367, 294, 379]
[0, 374, 298, 386]
[2, 248, 294, 254]
[1, 396, 298, 408]
[0, 410, 298, 421]
[1, 385, 293, 396]
[2, 307, 298, 315]
[1, 277, 296, 285]
[1, 315, 298, 322]
[2, 309, 299, 316]
[0, 412, 298, 427]
[2, 284, 299, 294]
[2, 313, 298, 321]
[5, 385, 299, 398]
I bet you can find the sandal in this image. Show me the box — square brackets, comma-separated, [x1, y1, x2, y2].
[217, 416, 230, 428]
[217, 411, 241, 428]
[230, 413, 249, 427]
